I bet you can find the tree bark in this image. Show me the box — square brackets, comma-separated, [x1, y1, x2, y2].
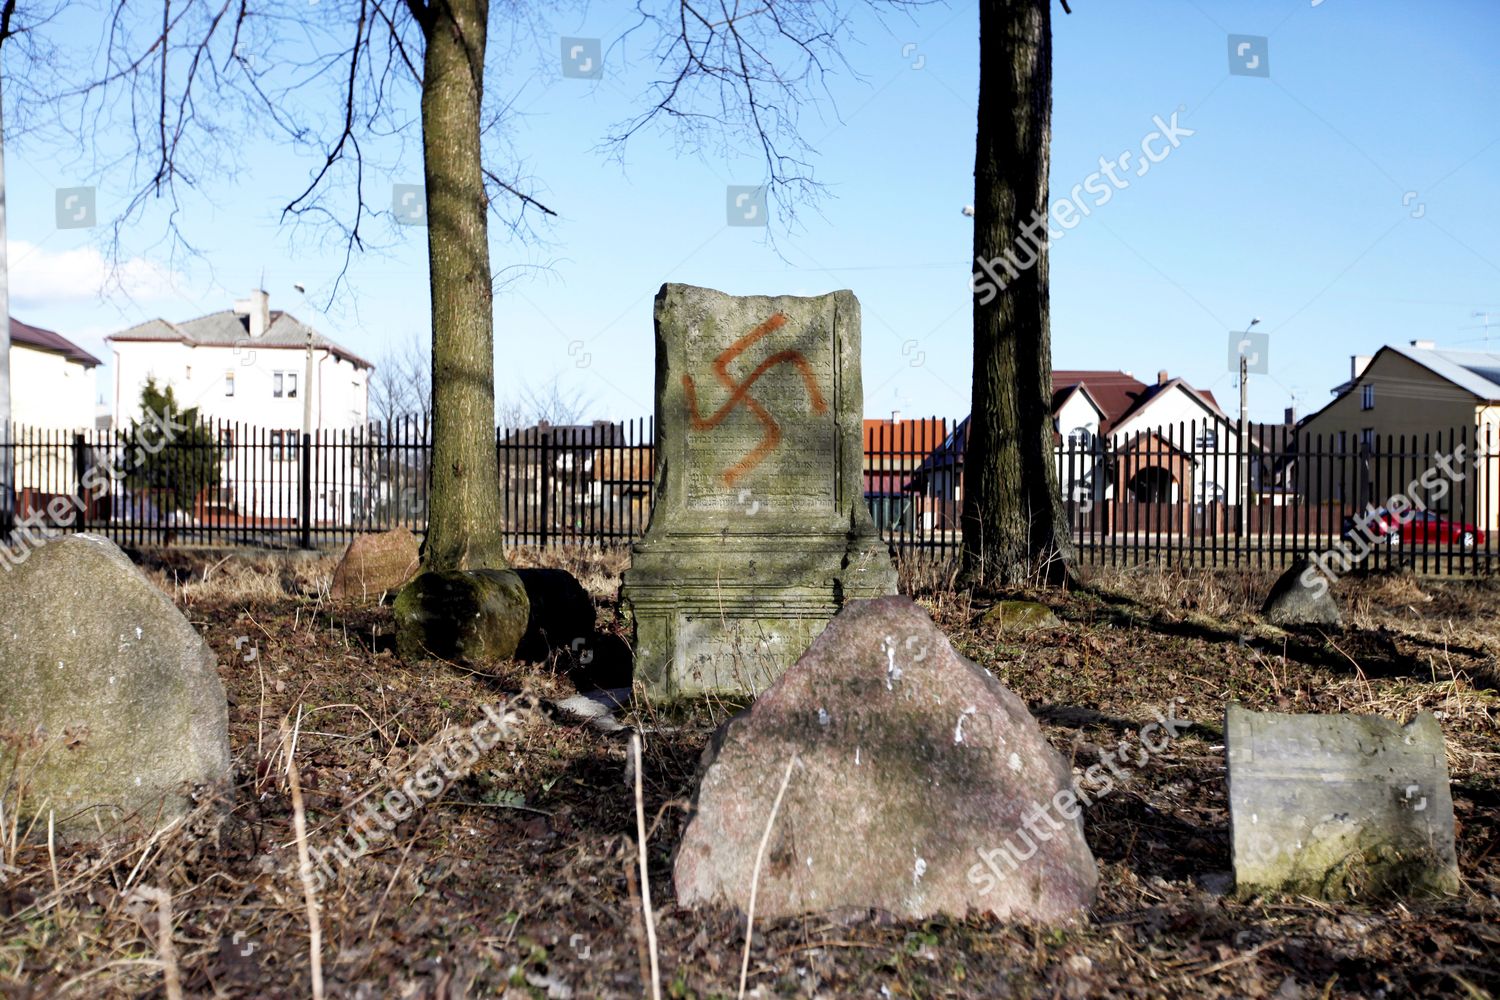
[960, 0, 1073, 590]
[418, 0, 507, 572]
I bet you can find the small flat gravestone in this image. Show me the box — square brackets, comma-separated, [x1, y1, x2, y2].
[1226, 704, 1459, 898]
[621, 283, 897, 697]
[0, 534, 231, 837]
[674, 595, 1098, 923]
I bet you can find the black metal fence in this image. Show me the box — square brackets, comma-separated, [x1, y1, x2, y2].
[3, 416, 1497, 575]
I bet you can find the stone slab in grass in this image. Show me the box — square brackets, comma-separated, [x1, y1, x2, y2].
[330, 528, 421, 602]
[0, 533, 230, 837]
[981, 600, 1061, 630]
[1226, 703, 1459, 899]
[674, 595, 1098, 923]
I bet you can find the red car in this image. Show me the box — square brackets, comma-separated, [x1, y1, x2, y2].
[1342, 507, 1486, 549]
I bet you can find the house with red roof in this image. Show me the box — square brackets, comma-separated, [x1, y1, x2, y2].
[903, 369, 1251, 531]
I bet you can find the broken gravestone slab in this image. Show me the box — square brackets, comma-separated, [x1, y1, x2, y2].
[621, 283, 897, 698]
[0, 533, 231, 837]
[1226, 703, 1459, 899]
[674, 595, 1098, 923]
[1260, 555, 1341, 627]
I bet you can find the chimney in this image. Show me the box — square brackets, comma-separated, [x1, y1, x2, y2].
[1284, 406, 1296, 425]
[1157, 369, 1169, 386]
[1350, 354, 1372, 379]
[1410, 339, 1436, 350]
[233, 289, 271, 339]
[890, 409, 901, 423]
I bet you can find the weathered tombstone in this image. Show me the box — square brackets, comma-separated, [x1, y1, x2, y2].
[0, 534, 231, 837]
[1261, 555, 1341, 627]
[622, 283, 898, 697]
[330, 527, 421, 601]
[674, 596, 1098, 923]
[1226, 704, 1459, 898]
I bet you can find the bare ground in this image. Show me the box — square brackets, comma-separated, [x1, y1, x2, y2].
[1, 551, 1497, 999]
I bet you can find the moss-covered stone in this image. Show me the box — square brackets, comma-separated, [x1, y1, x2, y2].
[980, 600, 1061, 630]
[1227, 704, 1460, 900]
[394, 568, 530, 664]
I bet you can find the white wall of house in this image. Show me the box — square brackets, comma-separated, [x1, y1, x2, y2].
[1110, 384, 1243, 503]
[10, 343, 97, 431]
[1054, 391, 1104, 501]
[113, 343, 369, 431]
[9, 344, 98, 495]
[1055, 392, 1102, 445]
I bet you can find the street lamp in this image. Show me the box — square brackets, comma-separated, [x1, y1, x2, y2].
[1238, 317, 1261, 535]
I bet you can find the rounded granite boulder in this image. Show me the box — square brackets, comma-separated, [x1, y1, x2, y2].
[0, 533, 230, 838]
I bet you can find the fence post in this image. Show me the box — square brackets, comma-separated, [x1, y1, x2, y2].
[300, 432, 313, 549]
[72, 432, 88, 531]
[538, 430, 551, 548]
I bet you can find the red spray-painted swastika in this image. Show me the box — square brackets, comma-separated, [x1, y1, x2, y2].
[682, 312, 828, 487]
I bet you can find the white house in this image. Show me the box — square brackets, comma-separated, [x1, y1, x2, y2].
[9, 318, 101, 431]
[1053, 369, 1247, 506]
[7, 319, 103, 506]
[109, 290, 372, 429]
[106, 291, 376, 525]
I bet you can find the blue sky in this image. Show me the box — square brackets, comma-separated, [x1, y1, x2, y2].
[5, 0, 1499, 424]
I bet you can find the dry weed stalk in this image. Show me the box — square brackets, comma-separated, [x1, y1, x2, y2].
[284, 723, 326, 1000]
[630, 733, 662, 1000]
[739, 753, 797, 1000]
[127, 886, 183, 1000]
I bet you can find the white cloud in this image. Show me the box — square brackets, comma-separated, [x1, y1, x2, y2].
[8, 241, 183, 308]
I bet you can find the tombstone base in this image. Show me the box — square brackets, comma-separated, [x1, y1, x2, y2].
[624, 531, 896, 698]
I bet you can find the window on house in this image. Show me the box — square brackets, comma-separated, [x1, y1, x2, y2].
[186, 365, 192, 379]
[270, 430, 285, 461]
[1362, 384, 1375, 410]
[225, 372, 235, 396]
[219, 428, 235, 447]
[1196, 428, 1218, 449]
[274, 373, 284, 398]
[1361, 428, 1376, 452]
[286, 373, 297, 398]
[1066, 427, 1092, 449]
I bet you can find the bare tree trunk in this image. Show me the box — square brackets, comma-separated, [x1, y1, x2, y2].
[960, 0, 1073, 590]
[417, 0, 506, 572]
[0, 54, 13, 538]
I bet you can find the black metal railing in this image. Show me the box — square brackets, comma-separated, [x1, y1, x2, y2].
[2, 416, 1496, 575]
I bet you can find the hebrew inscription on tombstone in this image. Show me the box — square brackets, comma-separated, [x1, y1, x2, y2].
[1226, 704, 1460, 899]
[622, 283, 897, 697]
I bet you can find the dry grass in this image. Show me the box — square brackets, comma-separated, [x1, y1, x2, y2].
[0, 549, 1497, 997]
